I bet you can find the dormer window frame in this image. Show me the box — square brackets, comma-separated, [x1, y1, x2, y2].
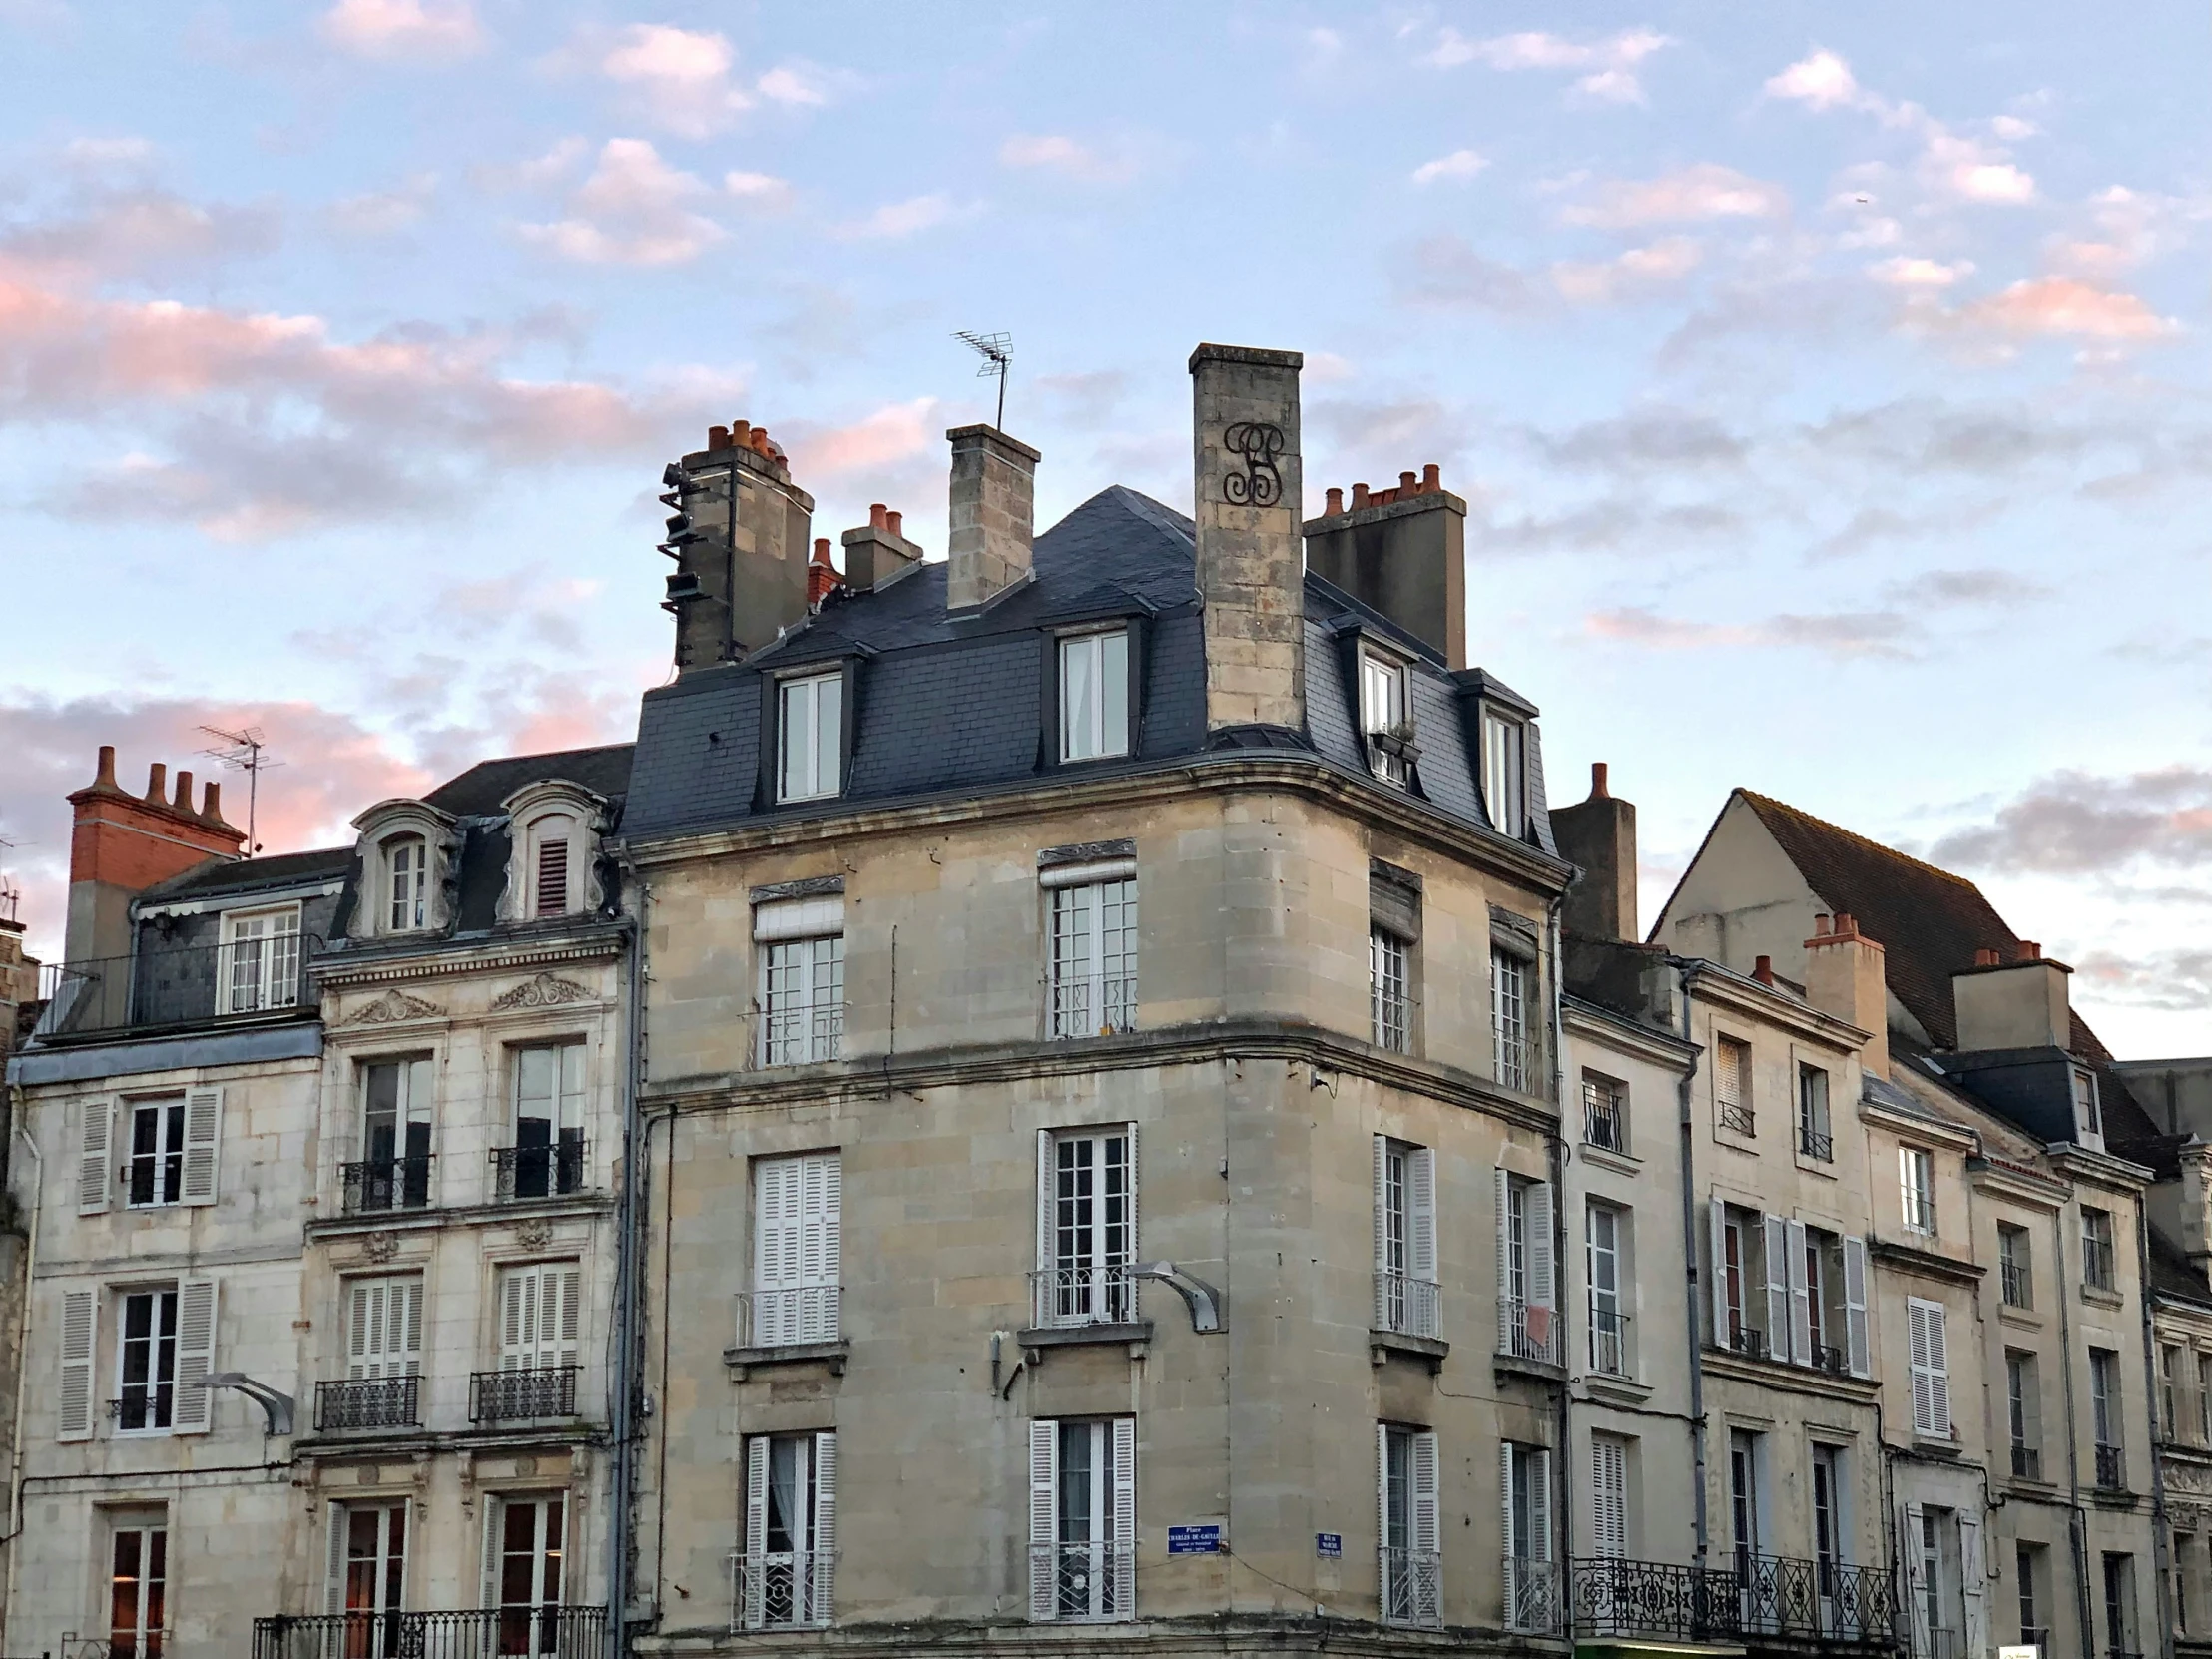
[347, 801, 459, 942]
[1055, 624, 1134, 766]
[2072, 1067, 2104, 1150]
[384, 834, 429, 934]
[1358, 646, 1415, 788]
[766, 660, 854, 807]
[1037, 603, 1150, 775]
[497, 780, 607, 925]
[1481, 703, 1528, 840]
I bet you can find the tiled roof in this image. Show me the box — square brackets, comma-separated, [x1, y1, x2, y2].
[2147, 1217, 2212, 1306]
[139, 844, 354, 900]
[422, 743, 635, 817]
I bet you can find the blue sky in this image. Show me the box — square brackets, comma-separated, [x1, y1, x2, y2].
[2, 2, 2208, 1052]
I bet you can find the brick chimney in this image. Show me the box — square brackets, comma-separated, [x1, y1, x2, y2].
[1303, 460, 1467, 669]
[841, 502, 924, 590]
[1551, 762, 1637, 943]
[66, 746, 245, 964]
[945, 425, 1039, 611]
[659, 418, 817, 672]
[1191, 343, 1305, 732]
[1951, 940, 2072, 1053]
[1804, 911, 1890, 1080]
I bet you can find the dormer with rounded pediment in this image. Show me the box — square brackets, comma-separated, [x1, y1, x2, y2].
[497, 778, 609, 925]
[349, 799, 460, 941]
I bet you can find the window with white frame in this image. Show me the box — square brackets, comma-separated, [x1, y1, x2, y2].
[1729, 1429, 1765, 1576]
[1036, 1126, 1135, 1329]
[524, 813, 579, 918]
[221, 904, 301, 1013]
[751, 1153, 841, 1348]
[358, 1057, 434, 1213]
[1712, 1201, 1763, 1354]
[1380, 1424, 1441, 1626]
[1058, 629, 1130, 763]
[1046, 861, 1137, 1038]
[1715, 1035, 1754, 1135]
[1492, 947, 1531, 1091]
[1798, 1065, 1833, 1161]
[508, 1043, 585, 1199]
[1029, 1417, 1135, 1623]
[1998, 1223, 2032, 1309]
[485, 1494, 567, 1641]
[126, 1096, 186, 1209]
[757, 895, 844, 1066]
[384, 834, 429, 934]
[1483, 709, 1526, 838]
[1360, 651, 1411, 785]
[2083, 1207, 2116, 1291]
[1373, 1138, 1437, 1339]
[1582, 1071, 1626, 1154]
[1900, 1147, 1936, 1236]
[1496, 1171, 1556, 1362]
[2092, 1348, 2123, 1459]
[113, 1280, 217, 1437]
[2018, 1542, 2046, 1645]
[109, 1512, 168, 1659]
[740, 1431, 836, 1629]
[2074, 1067, 2104, 1147]
[326, 1500, 407, 1630]
[1812, 1443, 1846, 1590]
[2007, 1350, 2042, 1478]
[1908, 1297, 1951, 1437]
[778, 671, 844, 803]
[1372, 928, 1411, 1053]
[1590, 1434, 1630, 1561]
[494, 1263, 580, 1388]
[1587, 1203, 1629, 1377]
[1501, 1440, 1553, 1632]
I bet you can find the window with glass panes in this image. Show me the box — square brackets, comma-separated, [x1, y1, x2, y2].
[1998, 1224, 2031, 1308]
[1042, 1127, 1134, 1326]
[1900, 1147, 1936, 1235]
[1483, 710, 1525, 836]
[763, 934, 844, 1065]
[1491, 948, 1530, 1090]
[511, 1043, 585, 1197]
[778, 671, 843, 803]
[2083, 1208, 2116, 1290]
[1058, 630, 1130, 762]
[109, 1517, 167, 1659]
[127, 1097, 187, 1208]
[117, 1288, 179, 1432]
[1049, 877, 1137, 1038]
[385, 836, 427, 932]
[223, 905, 301, 1013]
[1361, 653, 1409, 784]
[1372, 928, 1410, 1052]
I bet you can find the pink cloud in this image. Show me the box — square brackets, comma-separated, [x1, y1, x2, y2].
[1956, 276, 2176, 341]
[516, 138, 725, 266]
[786, 397, 940, 475]
[1560, 165, 1788, 229]
[319, 0, 485, 65]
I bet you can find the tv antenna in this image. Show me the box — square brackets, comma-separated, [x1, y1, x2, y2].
[953, 330, 1012, 430]
[198, 725, 284, 854]
[0, 830, 17, 924]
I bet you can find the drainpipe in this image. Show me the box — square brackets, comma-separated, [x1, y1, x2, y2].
[607, 865, 646, 1659]
[1665, 959, 1710, 1567]
[2, 1097, 43, 1597]
[2056, 1199, 2094, 1659]
[2138, 1197, 2174, 1659]
[1547, 898, 1572, 1580]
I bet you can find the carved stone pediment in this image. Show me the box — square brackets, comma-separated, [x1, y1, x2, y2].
[339, 988, 443, 1026]
[490, 972, 591, 1012]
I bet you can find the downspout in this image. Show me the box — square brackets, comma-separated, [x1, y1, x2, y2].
[2, 1098, 42, 1570]
[2138, 1199, 2174, 1659]
[1547, 899, 1572, 1580]
[607, 862, 645, 1659]
[1667, 959, 1710, 1568]
[2056, 1201, 2094, 1659]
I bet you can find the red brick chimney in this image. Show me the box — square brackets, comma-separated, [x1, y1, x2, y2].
[65, 746, 245, 964]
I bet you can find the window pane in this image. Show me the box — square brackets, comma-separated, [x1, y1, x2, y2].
[814, 674, 842, 795]
[1099, 631, 1129, 756]
[1061, 636, 1098, 762]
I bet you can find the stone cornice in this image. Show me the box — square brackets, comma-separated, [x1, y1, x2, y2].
[1563, 998, 1696, 1069]
[1869, 1233, 1987, 1287]
[1966, 1155, 2070, 1208]
[315, 933, 623, 990]
[1860, 1099, 1978, 1152]
[1687, 966, 1868, 1053]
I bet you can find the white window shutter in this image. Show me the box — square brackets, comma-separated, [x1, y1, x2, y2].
[325, 1501, 349, 1615]
[401, 1278, 423, 1376]
[1593, 1440, 1627, 1558]
[1498, 1441, 1516, 1559]
[1111, 1416, 1137, 1613]
[811, 1431, 838, 1625]
[78, 1097, 113, 1216]
[556, 1267, 581, 1367]
[1903, 1504, 1930, 1656]
[1493, 1168, 1511, 1323]
[1786, 1218, 1811, 1365]
[1526, 1181, 1553, 1311]
[1411, 1429, 1439, 1557]
[1843, 1237, 1870, 1378]
[743, 1436, 769, 1629]
[58, 1288, 97, 1441]
[481, 1498, 504, 1610]
[1529, 1446, 1552, 1563]
[1124, 1122, 1139, 1265]
[180, 1085, 223, 1206]
[1377, 1424, 1392, 1607]
[1709, 1198, 1729, 1345]
[1029, 1420, 1058, 1621]
[1410, 1148, 1436, 1285]
[1926, 1303, 1950, 1436]
[348, 1281, 373, 1381]
[1908, 1301, 1936, 1435]
[755, 1159, 792, 1292]
[171, 1276, 220, 1433]
[1763, 1215, 1790, 1357]
[1037, 1131, 1055, 1274]
[500, 1266, 531, 1371]
[1373, 1138, 1390, 1330]
[1960, 1515, 1985, 1658]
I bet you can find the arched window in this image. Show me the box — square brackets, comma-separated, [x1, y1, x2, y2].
[386, 835, 428, 932]
[528, 814, 577, 918]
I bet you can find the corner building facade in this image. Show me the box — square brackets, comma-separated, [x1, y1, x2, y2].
[622, 345, 1584, 1656]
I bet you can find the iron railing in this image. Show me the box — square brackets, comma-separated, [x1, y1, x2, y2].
[1583, 1083, 1626, 1153]
[1589, 1308, 1631, 1377]
[1732, 1551, 1900, 1643]
[730, 1550, 833, 1630]
[736, 1286, 841, 1349]
[468, 1366, 578, 1424]
[1921, 1626, 1962, 1659]
[1380, 1547, 1442, 1628]
[2018, 1627, 2049, 1653]
[1727, 1325, 1770, 1361]
[1800, 1123, 1835, 1162]
[1375, 1271, 1441, 1340]
[252, 1606, 604, 1659]
[1505, 1555, 1562, 1634]
[1571, 1555, 1741, 1642]
[314, 1376, 420, 1433]
[1904, 1193, 1936, 1236]
[36, 934, 326, 1038]
[1048, 972, 1138, 1040]
[2084, 1235, 2116, 1291]
[1812, 1343, 1849, 1377]
[2096, 1443, 2126, 1489]
[1029, 1265, 1136, 1330]
[341, 1155, 435, 1215]
[1499, 1296, 1560, 1364]
[109, 1391, 173, 1432]
[1719, 1100, 1756, 1136]
[487, 1142, 587, 1203]
[1029, 1541, 1134, 1622]
[2001, 1256, 2032, 1309]
[2011, 1442, 2042, 1480]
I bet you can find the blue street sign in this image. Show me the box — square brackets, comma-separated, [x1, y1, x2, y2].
[1169, 1524, 1223, 1555]
[1316, 1532, 1343, 1558]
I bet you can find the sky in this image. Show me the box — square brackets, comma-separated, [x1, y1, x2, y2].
[1, 2, 2208, 1054]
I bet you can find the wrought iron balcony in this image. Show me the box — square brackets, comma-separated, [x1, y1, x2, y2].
[1504, 1555, 1562, 1634]
[1571, 1555, 1741, 1642]
[2000, 1259, 2031, 1309]
[731, 1549, 834, 1630]
[1048, 972, 1138, 1040]
[1380, 1547, 1442, 1628]
[1375, 1271, 1441, 1340]
[1811, 1342, 1849, 1377]
[1029, 1265, 1137, 1331]
[1583, 1084, 1626, 1153]
[252, 1606, 604, 1659]
[2083, 1240, 2116, 1291]
[36, 933, 325, 1039]
[2011, 1442, 2042, 1480]
[1028, 1541, 1134, 1622]
[1589, 1308, 1632, 1377]
[488, 1141, 587, 1203]
[1719, 1099, 1756, 1136]
[1726, 1324, 1770, 1360]
[1799, 1123, 1835, 1162]
[468, 1365, 578, 1424]
[1730, 1551, 1900, 1644]
[314, 1376, 420, 1433]
[1499, 1295, 1560, 1364]
[2096, 1442, 2126, 1489]
[340, 1154, 434, 1215]
[737, 1286, 842, 1349]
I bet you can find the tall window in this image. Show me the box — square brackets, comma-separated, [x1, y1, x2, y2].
[509, 1043, 585, 1199]
[1587, 1204, 1628, 1377]
[752, 1154, 841, 1348]
[1038, 1127, 1135, 1328]
[1496, 1172, 1555, 1362]
[2007, 1351, 2041, 1478]
[1591, 1435, 1629, 1561]
[1374, 1138, 1437, 1339]
[1058, 630, 1129, 762]
[2104, 1554, 2138, 1658]
[110, 1517, 167, 1659]
[1917, 1510, 1950, 1649]
[2198, 1354, 2212, 1444]
[2082, 1208, 2116, 1291]
[759, 898, 844, 1067]
[2177, 1537, 2197, 1639]
[1501, 1441, 1552, 1632]
[1900, 1147, 1936, 1236]
[330, 1502, 407, 1646]
[778, 671, 843, 803]
[1492, 948, 1531, 1091]
[1907, 1298, 1951, 1437]
[495, 1264, 580, 1382]
[117, 1288, 179, 1433]
[2074, 1068, 2105, 1145]
[360, 1057, 434, 1211]
[2167, 1346, 2184, 1438]
[1372, 928, 1410, 1053]
[385, 836, 428, 933]
[1361, 652, 1410, 785]
[1029, 1418, 1135, 1623]
[1048, 874, 1137, 1038]
[1729, 1429, 1763, 1576]
[489, 1494, 567, 1654]
[526, 814, 577, 918]
[2092, 1348, 2124, 1487]
[1381, 1425, 1442, 1626]
[1798, 1065, 1832, 1161]
[127, 1097, 186, 1209]
[1582, 1071, 1626, 1154]
[741, 1432, 835, 1629]
[1717, 1203, 1760, 1352]
[1483, 709, 1526, 837]
[223, 905, 301, 1013]
[1998, 1223, 2031, 1309]
[1811, 1444, 1844, 1594]
[1715, 1035, 1753, 1135]
[2018, 1542, 2044, 1645]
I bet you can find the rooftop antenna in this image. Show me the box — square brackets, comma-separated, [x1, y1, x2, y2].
[953, 330, 1012, 430]
[0, 830, 18, 924]
[198, 725, 284, 855]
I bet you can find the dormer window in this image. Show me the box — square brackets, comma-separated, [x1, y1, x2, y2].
[1483, 709, 1526, 838]
[779, 670, 844, 804]
[1360, 651, 1411, 786]
[525, 813, 579, 919]
[386, 835, 428, 932]
[2073, 1068, 2104, 1148]
[1059, 628, 1130, 762]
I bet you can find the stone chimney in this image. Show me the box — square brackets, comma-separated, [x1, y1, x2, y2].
[1303, 461, 1467, 669]
[945, 425, 1038, 611]
[1952, 941, 2072, 1053]
[1804, 911, 1890, 1080]
[660, 418, 817, 672]
[1551, 762, 1636, 943]
[841, 502, 924, 590]
[1191, 343, 1305, 733]
[66, 746, 245, 964]
[2180, 1142, 2212, 1274]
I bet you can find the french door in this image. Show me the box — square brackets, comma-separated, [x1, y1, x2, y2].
[491, 1494, 567, 1656]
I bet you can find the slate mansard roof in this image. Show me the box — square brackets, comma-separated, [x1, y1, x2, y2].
[622, 485, 1559, 859]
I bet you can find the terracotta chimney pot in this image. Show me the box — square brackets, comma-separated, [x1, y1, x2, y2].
[1813, 913, 1832, 936]
[145, 762, 167, 804]
[870, 503, 888, 530]
[1590, 762, 1609, 800]
[1422, 463, 1441, 492]
[707, 425, 731, 451]
[173, 770, 194, 813]
[731, 420, 751, 448]
[885, 510, 903, 538]
[751, 426, 772, 456]
[2018, 939, 2042, 960]
[1325, 487, 1344, 515]
[204, 781, 224, 822]
[1753, 954, 1775, 986]
[1351, 482, 1371, 509]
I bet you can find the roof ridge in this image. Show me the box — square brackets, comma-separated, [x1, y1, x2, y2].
[1738, 789, 1988, 898]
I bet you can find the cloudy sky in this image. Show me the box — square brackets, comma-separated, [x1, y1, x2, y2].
[2, 2, 2207, 1053]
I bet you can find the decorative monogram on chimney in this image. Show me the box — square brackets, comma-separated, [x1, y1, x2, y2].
[490, 972, 591, 1011]
[1221, 422, 1286, 507]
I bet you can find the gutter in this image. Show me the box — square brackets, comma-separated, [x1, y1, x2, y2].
[2, 1092, 42, 1599]
[1547, 898, 1571, 1573]
[2057, 1203, 2094, 1659]
[608, 875, 645, 1658]
[1662, 956, 1711, 1567]
[2141, 1199, 2175, 1659]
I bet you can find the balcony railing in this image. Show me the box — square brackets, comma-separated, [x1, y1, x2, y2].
[1571, 1555, 1741, 1642]
[1381, 1547, 1442, 1628]
[2084, 1240, 2115, 1292]
[469, 1366, 578, 1424]
[1495, 1034, 1534, 1095]
[1048, 972, 1138, 1040]
[1505, 1555, 1562, 1634]
[1734, 1552, 1901, 1643]
[2018, 1628, 2049, 1654]
[36, 934, 326, 1039]
[1375, 1271, 1441, 1340]
[2011, 1442, 2041, 1480]
[1726, 1325, 1770, 1361]
[1583, 1089, 1626, 1154]
[1799, 1123, 1835, 1162]
[1589, 1308, 1631, 1377]
[341, 1155, 435, 1215]
[488, 1142, 587, 1204]
[737, 1286, 842, 1350]
[1029, 1541, 1134, 1622]
[2000, 1259, 2031, 1309]
[731, 1549, 833, 1630]
[1719, 1099, 1756, 1136]
[1811, 1343, 1848, 1377]
[314, 1376, 420, 1433]
[1029, 1265, 1136, 1330]
[109, 1391, 174, 1432]
[1499, 1296, 1560, 1364]
[2096, 1442, 2126, 1489]
[252, 1606, 604, 1659]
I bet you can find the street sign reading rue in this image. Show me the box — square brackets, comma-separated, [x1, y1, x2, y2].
[1169, 1524, 1223, 1555]
[1316, 1532, 1343, 1558]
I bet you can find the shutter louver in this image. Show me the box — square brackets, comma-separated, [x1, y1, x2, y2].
[811, 1431, 838, 1625]
[1909, 1301, 1936, 1435]
[1903, 1505, 1931, 1657]
[1593, 1439, 1627, 1558]
[743, 1437, 769, 1628]
[1526, 1180, 1553, 1358]
[1843, 1236, 1870, 1378]
[556, 1266, 581, 1367]
[500, 1267, 530, 1371]
[1037, 1131, 1055, 1275]
[481, 1499, 504, 1610]
[1529, 1447, 1552, 1564]
[1409, 1147, 1436, 1286]
[1373, 1139, 1390, 1330]
[536, 836, 569, 917]
[325, 1501, 349, 1615]
[1786, 1218, 1811, 1366]
[1764, 1215, 1790, 1359]
[1411, 1429, 1440, 1624]
[1498, 1441, 1516, 1620]
[1960, 1515, 1985, 1658]
[180, 1085, 223, 1206]
[1379, 1424, 1393, 1610]
[1926, 1303, 1950, 1436]
[171, 1276, 219, 1433]
[78, 1097, 113, 1216]
[1123, 1122, 1138, 1279]
[348, 1281, 373, 1381]
[1494, 1168, 1512, 1355]
[1029, 1420, 1058, 1620]
[1111, 1416, 1137, 1614]
[1709, 1198, 1729, 1346]
[58, 1288, 97, 1441]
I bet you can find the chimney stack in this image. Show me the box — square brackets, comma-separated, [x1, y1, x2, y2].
[659, 418, 816, 673]
[1303, 459, 1468, 669]
[945, 425, 1039, 610]
[842, 500, 925, 590]
[1804, 912, 1890, 1080]
[66, 746, 246, 964]
[1550, 762, 1637, 943]
[1190, 343, 1305, 732]
[1952, 948, 2073, 1054]
[2181, 1142, 2212, 1274]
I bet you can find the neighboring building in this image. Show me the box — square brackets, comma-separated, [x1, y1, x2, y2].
[618, 347, 1589, 1659]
